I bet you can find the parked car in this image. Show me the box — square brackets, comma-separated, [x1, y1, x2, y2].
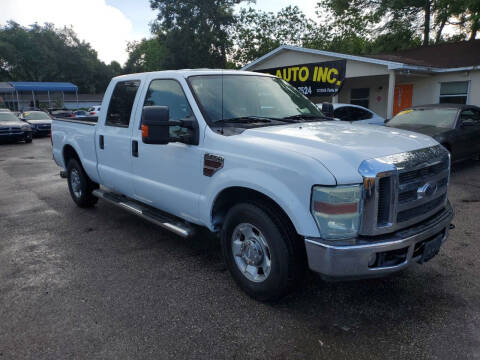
[52, 70, 453, 301]
[319, 103, 385, 125]
[49, 109, 74, 119]
[19, 111, 52, 137]
[73, 110, 89, 118]
[0, 111, 32, 143]
[386, 104, 480, 162]
[88, 106, 101, 116]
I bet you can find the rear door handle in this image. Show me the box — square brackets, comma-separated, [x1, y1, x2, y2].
[132, 140, 138, 157]
[99, 135, 104, 149]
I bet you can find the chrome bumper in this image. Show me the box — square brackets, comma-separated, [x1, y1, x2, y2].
[304, 202, 454, 280]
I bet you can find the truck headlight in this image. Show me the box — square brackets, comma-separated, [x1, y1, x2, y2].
[311, 185, 362, 240]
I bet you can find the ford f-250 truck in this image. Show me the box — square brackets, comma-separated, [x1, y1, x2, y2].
[52, 70, 454, 300]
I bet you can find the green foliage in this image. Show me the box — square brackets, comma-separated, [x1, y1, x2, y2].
[230, 6, 318, 66]
[0, 22, 122, 93]
[149, 0, 246, 69]
[124, 38, 166, 73]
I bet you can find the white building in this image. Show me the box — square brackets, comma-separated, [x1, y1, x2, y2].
[242, 40, 480, 118]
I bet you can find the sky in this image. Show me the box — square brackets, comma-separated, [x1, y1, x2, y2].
[0, 0, 319, 65]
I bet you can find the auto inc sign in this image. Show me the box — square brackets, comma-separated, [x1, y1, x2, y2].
[257, 60, 346, 97]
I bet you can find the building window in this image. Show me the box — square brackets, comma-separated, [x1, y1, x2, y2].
[439, 81, 469, 104]
[350, 88, 370, 108]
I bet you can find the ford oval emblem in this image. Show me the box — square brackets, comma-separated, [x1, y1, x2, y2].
[417, 182, 437, 199]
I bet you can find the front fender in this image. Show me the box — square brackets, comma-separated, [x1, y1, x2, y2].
[199, 167, 322, 237]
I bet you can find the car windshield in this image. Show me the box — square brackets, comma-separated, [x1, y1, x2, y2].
[388, 108, 458, 129]
[23, 111, 51, 120]
[0, 112, 20, 122]
[188, 75, 324, 123]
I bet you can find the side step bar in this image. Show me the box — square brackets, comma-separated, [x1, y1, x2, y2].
[92, 189, 195, 238]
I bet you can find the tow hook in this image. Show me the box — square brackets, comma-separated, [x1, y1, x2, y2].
[449, 224, 455, 230]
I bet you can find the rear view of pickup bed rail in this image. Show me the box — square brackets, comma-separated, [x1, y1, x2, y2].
[52, 69, 454, 301]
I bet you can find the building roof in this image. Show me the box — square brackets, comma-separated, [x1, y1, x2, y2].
[242, 42, 480, 73]
[368, 40, 480, 68]
[10, 82, 78, 92]
[0, 82, 14, 92]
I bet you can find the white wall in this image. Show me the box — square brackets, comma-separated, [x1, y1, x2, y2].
[399, 70, 480, 107]
[250, 49, 390, 77]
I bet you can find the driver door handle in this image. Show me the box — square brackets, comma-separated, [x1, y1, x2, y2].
[132, 140, 138, 157]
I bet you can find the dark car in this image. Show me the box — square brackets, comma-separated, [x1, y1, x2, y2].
[0, 112, 33, 143]
[386, 104, 480, 161]
[48, 108, 75, 119]
[20, 110, 52, 137]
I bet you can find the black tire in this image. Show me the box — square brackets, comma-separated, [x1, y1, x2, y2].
[221, 201, 303, 301]
[66, 158, 99, 208]
[24, 134, 32, 143]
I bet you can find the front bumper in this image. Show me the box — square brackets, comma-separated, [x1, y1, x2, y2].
[305, 201, 454, 280]
[0, 131, 30, 141]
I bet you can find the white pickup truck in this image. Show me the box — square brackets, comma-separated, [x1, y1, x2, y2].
[52, 70, 454, 300]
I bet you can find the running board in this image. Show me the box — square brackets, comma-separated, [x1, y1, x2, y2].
[92, 189, 195, 238]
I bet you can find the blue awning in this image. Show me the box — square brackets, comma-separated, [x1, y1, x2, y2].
[10, 82, 78, 92]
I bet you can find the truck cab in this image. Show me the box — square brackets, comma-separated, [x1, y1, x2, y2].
[52, 70, 454, 301]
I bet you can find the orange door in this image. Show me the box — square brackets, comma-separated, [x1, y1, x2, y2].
[393, 84, 413, 115]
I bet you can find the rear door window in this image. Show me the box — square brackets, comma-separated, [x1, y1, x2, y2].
[105, 80, 140, 127]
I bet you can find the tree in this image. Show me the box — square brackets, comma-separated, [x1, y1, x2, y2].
[230, 6, 320, 66]
[124, 38, 166, 73]
[150, 0, 247, 69]
[0, 22, 120, 93]
[316, 0, 472, 46]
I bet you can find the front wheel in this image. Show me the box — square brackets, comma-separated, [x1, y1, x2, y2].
[221, 202, 302, 301]
[24, 133, 32, 143]
[66, 158, 98, 208]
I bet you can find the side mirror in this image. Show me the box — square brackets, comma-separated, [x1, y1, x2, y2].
[142, 106, 170, 144]
[321, 103, 334, 118]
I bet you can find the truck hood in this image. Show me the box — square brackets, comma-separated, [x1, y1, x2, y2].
[244, 121, 438, 184]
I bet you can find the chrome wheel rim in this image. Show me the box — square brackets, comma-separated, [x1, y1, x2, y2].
[70, 169, 82, 198]
[232, 223, 271, 282]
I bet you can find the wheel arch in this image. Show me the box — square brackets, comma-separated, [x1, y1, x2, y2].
[211, 186, 298, 236]
[63, 144, 81, 167]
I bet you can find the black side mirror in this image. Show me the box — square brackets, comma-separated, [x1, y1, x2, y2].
[142, 106, 170, 144]
[322, 103, 334, 118]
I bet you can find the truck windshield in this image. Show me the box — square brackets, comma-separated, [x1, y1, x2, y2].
[188, 75, 324, 124]
[388, 108, 458, 129]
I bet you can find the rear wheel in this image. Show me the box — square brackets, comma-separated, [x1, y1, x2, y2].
[221, 201, 302, 301]
[66, 158, 98, 208]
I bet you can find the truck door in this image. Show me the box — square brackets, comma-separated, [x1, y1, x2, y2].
[131, 78, 204, 222]
[96, 79, 141, 197]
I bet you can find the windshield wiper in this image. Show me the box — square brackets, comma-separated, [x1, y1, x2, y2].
[214, 116, 277, 124]
[281, 114, 329, 122]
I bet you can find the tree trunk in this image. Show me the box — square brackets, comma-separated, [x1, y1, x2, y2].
[435, 18, 446, 43]
[423, 0, 431, 46]
[469, 20, 479, 41]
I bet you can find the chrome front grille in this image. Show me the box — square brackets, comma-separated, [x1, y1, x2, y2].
[359, 145, 450, 236]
